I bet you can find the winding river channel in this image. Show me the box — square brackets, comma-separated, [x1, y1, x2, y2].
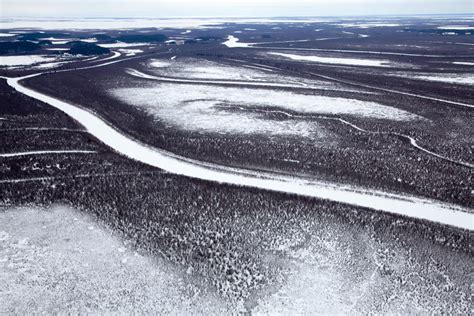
[2, 52, 473, 231]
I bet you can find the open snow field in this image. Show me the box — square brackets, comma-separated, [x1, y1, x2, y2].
[0, 55, 58, 67]
[110, 81, 419, 137]
[0, 206, 231, 314]
[143, 57, 377, 93]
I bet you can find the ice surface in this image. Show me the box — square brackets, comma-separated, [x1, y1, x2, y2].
[268, 52, 392, 67]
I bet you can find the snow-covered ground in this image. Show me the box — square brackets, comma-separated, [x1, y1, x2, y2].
[111, 83, 418, 137]
[118, 48, 143, 56]
[437, 25, 474, 30]
[98, 42, 150, 48]
[394, 72, 474, 85]
[1, 203, 470, 314]
[111, 83, 326, 138]
[0, 32, 15, 37]
[45, 48, 70, 51]
[268, 52, 392, 67]
[223, 35, 251, 48]
[252, 218, 472, 314]
[0, 55, 80, 70]
[0, 206, 231, 314]
[336, 22, 403, 28]
[0, 55, 57, 67]
[144, 57, 371, 92]
[414, 74, 474, 85]
[453, 61, 474, 66]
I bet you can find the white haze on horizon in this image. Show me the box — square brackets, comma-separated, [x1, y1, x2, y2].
[1, 0, 473, 18]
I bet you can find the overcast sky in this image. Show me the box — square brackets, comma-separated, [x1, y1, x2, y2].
[2, 0, 473, 18]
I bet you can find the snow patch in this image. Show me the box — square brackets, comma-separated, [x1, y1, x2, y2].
[117, 48, 143, 56]
[453, 61, 474, 66]
[437, 25, 474, 30]
[268, 52, 392, 67]
[337, 23, 402, 28]
[0, 55, 57, 67]
[413, 74, 474, 85]
[223, 35, 251, 48]
[98, 42, 150, 48]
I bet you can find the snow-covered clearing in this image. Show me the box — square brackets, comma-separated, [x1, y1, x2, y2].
[144, 58, 369, 92]
[268, 52, 392, 67]
[0, 32, 15, 37]
[45, 48, 70, 51]
[223, 36, 439, 58]
[394, 72, 474, 85]
[453, 61, 474, 66]
[111, 84, 327, 138]
[118, 48, 143, 56]
[0, 55, 57, 67]
[305, 71, 474, 109]
[98, 42, 150, 48]
[223, 35, 251, 48]
[414, 74, 474, 85]
[437, 25, 474, 30]
[111, 83, 418, 136]
[223, 36, 313, 48]
[32, 61, 70, 69]
[253, 220, 471, 315]
[0, 55, 81, 70]
[80, 38, 98, 43]
[336, 23, 402, 28]
[0, 206, 230, 314]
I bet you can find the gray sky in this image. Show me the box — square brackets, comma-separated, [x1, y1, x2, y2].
[2, 0, 473, 18]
